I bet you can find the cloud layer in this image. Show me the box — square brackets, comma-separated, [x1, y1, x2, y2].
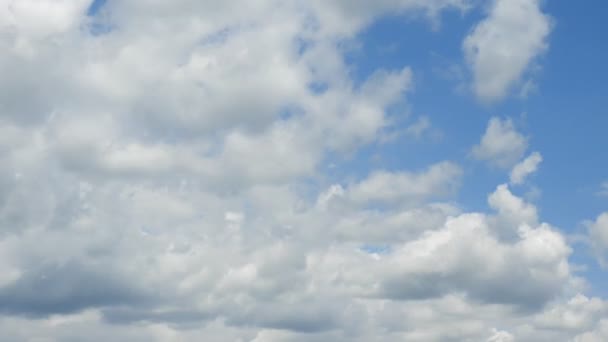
[0, 1, 604, 341]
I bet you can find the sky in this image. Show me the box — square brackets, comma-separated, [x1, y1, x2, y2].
[0, 0, 607, 341]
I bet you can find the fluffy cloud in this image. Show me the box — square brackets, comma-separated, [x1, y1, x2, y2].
[347, 161, 463, 205]
[472, 117, 528, 168]
[575, 320, 608, 342]
[463, 0, 552, 102]
[534, 294, 608, 333]
[587, 213, 608, 267]
[0, 0, 90, 39]
[510, 151, 543, 185]
[0, 1, 605, 341]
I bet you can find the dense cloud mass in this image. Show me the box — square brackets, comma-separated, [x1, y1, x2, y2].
[0, 0, 606, 341]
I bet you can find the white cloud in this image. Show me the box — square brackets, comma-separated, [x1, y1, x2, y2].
[463, 0, 552, 102]
[510, 151, 543, 185]
[575, 320, 608, 342]
[587, 213, 608, 268]
[534, 294, 608, 332]
[311, 0, 472, 36]
[487, 329, 515, 342]
[0, 1, 605, 341]
[0, 0, 90, 39]
[347, 161, 463, 205]
[472, 117, 528, 168]
[488, 184, 538, 240]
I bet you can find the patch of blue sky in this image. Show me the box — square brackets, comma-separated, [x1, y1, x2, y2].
[87, 21, 112, 36]
[326, 10, 497, 208]
[360, 244, 392, 256]
[87, 0, 107, 16]
[86, 0, 112, 36]
[308, 81, 329, 95]
[336, 3, 607, 221]
[525, 0, 608, 231]
[325, 1, 608, 295]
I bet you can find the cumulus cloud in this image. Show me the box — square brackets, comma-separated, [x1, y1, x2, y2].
[534, 294, 608, 332]
[0, 0, 90, 39]
[587, 213, 608, 268]
[510, 151, 543, 185]
[472, 117, 528, 168]
[575, 320, 608, 342]
[0, 0, 604, 341]
[347, 161, 463, 205]
[488, 184, 539, 241]
[463, 0, 552, 102]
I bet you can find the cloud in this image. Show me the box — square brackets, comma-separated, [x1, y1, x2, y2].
[487, 329, 515, 342]
[472, 117, 528, 168]
[310, 0, 472, 36]
[0, 0, 90, 39]
[575, 320, 608, 342]
[0, 1, 605, 341]
[587, 213, 608, 268]
[347, 161, 463, 205]
[463, 0, 552, 103]
[405, 116, 431, 138]
[0, 262, 146, 317]
[598, 182, 608, 197]
[309, 184, 571, 313]
[488, 184, 538, 241]
[510, 152, 543, 185]
[534, 294, 608, 332]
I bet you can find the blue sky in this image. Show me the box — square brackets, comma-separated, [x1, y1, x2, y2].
[1, 0, 608, 341]
[341, 0, 608, 296]
[349, 1, 607, 220]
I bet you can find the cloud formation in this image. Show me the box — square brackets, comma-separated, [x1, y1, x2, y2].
[510, 151, 543, 185]
[587, 213, 608, 268]
[471, 117, 528, 168]
[0, 1, 605, 341]
[463, 0, 552, 103]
